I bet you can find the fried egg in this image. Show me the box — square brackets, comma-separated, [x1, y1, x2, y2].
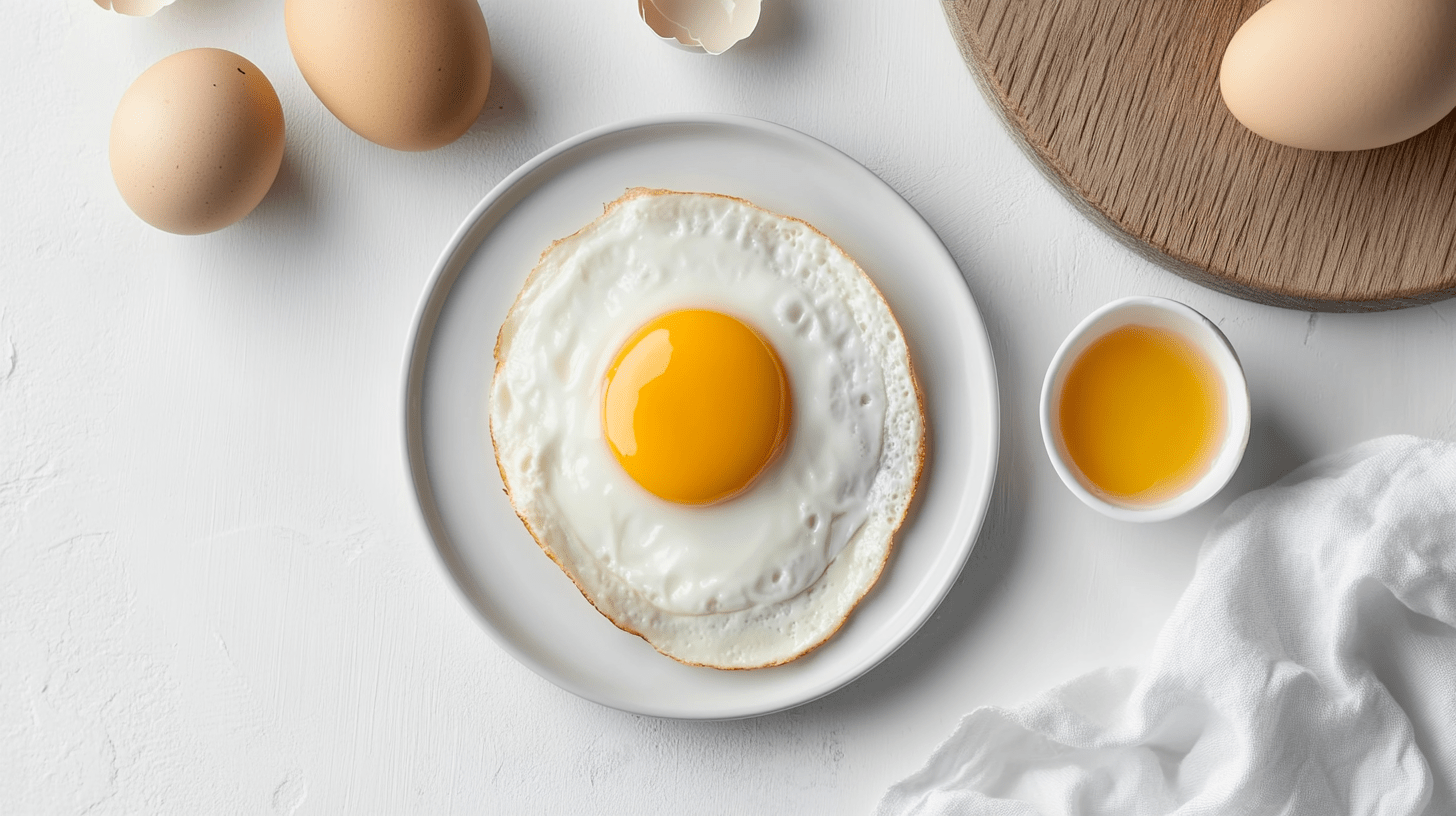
[490, 188, 924, 669]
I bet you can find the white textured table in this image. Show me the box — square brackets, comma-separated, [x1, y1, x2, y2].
[6, 1, 1455, 812]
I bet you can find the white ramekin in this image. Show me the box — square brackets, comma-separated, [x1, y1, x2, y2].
[1040, 296, 1251, 523]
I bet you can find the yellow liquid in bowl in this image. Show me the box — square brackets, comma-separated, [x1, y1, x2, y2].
[1058, 325, 1225, 504]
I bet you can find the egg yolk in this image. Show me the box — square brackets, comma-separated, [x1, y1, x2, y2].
[602, 309, 792, 505]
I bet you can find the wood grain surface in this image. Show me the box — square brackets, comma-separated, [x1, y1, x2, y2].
[944, 0, 1456, 311]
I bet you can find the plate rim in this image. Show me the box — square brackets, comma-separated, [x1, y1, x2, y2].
[401, 113, 1001, 719]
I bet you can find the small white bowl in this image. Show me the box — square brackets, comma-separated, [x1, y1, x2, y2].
[1040, 296, 1250, 522]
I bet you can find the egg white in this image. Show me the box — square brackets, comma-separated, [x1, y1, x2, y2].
[491, 189, 923, 669]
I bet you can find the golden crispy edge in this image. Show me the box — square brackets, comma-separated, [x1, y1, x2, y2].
[489, 187, 929, 671]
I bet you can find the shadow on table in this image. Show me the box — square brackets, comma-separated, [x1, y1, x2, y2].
[251, 148, 315, 234]
[1221, 404, 1315, 497]
[462, 61, 532, 142]
[728, 0, 803, 58]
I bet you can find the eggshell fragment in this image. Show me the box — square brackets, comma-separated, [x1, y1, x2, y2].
[639, 0, 761, 55]
[93, 0, 176, 17]
[284, 0, 492, 151]
[640, 0, 699, 51]
[108, 49, 285, 235]
[1220, 0, 1456, 151]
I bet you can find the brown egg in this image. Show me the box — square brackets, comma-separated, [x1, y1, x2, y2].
[1220, 0, 1456, 151]
[284, 0, 492, 152]
[109, 49, 286, 235]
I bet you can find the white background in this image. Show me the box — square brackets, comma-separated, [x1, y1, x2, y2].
[6, 0, 1456, 812]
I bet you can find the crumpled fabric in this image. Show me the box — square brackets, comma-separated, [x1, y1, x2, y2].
[881, 436, 1456, 816]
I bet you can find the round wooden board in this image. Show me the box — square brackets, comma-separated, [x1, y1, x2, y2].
[943, 0, 1456, 311]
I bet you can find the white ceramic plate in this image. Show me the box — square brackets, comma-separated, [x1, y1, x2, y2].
[403, 115, 999, 719]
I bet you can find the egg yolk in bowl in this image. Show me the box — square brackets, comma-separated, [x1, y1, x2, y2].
[602, 309, 792, 505]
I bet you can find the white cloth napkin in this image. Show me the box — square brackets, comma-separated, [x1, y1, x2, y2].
[879, 435, 1456, 816]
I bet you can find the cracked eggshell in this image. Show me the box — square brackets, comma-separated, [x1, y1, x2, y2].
[640, 0, 699, 51]
[640, 0, 761, 55]
[93, 0, 176, 17]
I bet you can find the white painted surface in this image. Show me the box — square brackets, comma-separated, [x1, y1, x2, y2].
[4, 0, 1454, 812]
